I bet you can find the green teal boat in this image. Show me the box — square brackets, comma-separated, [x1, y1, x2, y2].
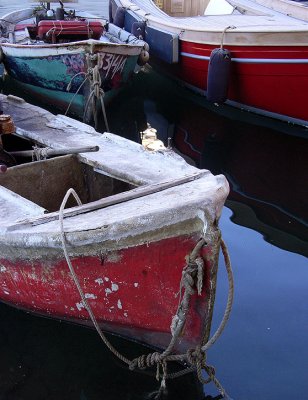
[0, 1, 149, 124]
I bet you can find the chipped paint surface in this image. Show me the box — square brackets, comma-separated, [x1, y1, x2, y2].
[85, 293, 97, 299]
[111, 283, 119, 292]
[104, 282, 119, 296]
[0, 233, 221, 352]
[76, 302, 85, 311]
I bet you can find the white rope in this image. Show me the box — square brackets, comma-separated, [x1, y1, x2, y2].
[59, 188, 130, 364]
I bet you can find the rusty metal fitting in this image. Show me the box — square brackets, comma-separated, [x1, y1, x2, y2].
[0, 114, 15, 135]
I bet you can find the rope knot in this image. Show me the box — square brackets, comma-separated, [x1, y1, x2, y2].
[186, 345, 206, 367]
[187, 346, 217, 386]
[129, 351, 161, 371]
[32, 146, 49, 161]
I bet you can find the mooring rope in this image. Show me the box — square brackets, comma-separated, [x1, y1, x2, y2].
[128, 237, 234, 398]
[65, 54, 110, 131]
[220, 25, 236, 49]
[65, 71, 88, 116]
[59, 188, 234, 398]
[59, 188, 131, 365]
[32, 146, 49, 161]
[83, 54, 110, 132]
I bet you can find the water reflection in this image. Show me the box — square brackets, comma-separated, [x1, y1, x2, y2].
[0, 302, 210, 400]
[173, 109, 308, 257]
[105, 70, 308, 257]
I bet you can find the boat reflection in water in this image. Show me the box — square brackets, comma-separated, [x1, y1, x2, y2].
[1, 301, 213, 400]
[169, 104, 308, 258]
[97, 70, 308, 258]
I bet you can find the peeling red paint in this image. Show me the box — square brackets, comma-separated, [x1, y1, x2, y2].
[0, 234, 219, 352]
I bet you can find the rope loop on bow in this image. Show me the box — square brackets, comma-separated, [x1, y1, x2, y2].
[59, 194, 233, 399]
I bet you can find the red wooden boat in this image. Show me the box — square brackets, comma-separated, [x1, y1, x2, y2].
[0, 94, 229, 356]
[111, 0, 308, 127]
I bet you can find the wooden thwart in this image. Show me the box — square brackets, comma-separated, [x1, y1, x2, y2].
[8, 170, 207, 230]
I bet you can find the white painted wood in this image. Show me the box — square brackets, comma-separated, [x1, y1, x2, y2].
[0, 94, 229, 256]
[117, 0, 308, 45]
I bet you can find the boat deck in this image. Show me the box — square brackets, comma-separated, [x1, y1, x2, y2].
[0, 94, 197, 187]
[0, 185, 45, 226]
[125, 0, 308, 31]
[0, 94, 203, 227]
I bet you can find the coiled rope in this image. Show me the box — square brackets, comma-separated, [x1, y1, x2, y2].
[59, 188, 234, 399]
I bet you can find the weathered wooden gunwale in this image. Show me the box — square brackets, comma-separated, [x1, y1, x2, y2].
[0, 95, 229, 352]
[0, 94, 228, 244]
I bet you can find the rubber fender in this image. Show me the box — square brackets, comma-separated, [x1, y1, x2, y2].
[207, 47, 231, 103]
[131, 21, 145, 40]
[113, 7, 125, 28]
[137, 49, 149, 66]
[109, 1, 113, 23]
[143, 41, 150, 52]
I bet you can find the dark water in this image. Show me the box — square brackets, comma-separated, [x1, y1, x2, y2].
[1, 2, 308, 399]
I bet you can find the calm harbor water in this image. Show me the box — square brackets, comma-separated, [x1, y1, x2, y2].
[1, 1, 308, 399]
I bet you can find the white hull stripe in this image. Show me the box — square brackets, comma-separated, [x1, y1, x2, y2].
[181, 52, 308, 64]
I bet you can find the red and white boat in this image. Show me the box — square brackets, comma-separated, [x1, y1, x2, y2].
[111, 0, 308, 127]
[0, 94, 229, 358]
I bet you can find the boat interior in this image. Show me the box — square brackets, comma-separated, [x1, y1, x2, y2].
[0, 1, 107, 45]
[0, 134, 133, 213]
[0, 2, 145, 47]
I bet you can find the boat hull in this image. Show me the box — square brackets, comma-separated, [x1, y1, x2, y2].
[111, 0, 308, 126]
[2, 73, 121, 118]
[0, 232, 220, 352]
[163, 42, 308, 124]
[0, 94, 229, 353]
[1, 40, 141, 121]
